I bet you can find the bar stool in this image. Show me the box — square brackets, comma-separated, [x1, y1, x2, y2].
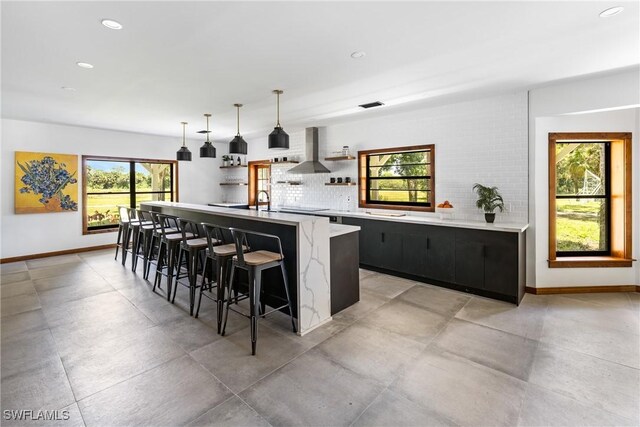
[195, 223, 249, 332]
[144, 211, 180, 280]
[173, 218, 209, 316]
[114, 206, 130, 263]
[153, 214, 194, 301]
[124, 208, 152, 269]
[221, 228, 297, 355]
[131, 209, 156, 275]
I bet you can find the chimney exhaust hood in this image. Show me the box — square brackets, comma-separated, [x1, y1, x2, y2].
[287, 127, 331, 174]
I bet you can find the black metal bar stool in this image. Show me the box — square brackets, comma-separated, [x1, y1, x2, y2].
[131, 209, 156, 275]
[195, 223, 249, 332]
[144, 211, 180, 280]
[221, 228, 297, 355]
[153, 214, 194, 301]
[124, 208, 152, 269]
[172, 218, 209, 316]
[115, 206, 130, 263]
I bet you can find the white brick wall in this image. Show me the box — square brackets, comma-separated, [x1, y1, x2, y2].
[223, 91, 528, 223]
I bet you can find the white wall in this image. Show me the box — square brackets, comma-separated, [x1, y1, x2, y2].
[528, 67, 640, 287]
[222, 91, 529, 224]
[0, 119, 222, 258]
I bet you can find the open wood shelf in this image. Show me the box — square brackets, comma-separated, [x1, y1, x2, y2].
[325, 182, 357, 186]
[220, 165, 247, 169]
[270, 160, 299, 164]
[220, 182, 248, 186]
[324, 155, 356, 161]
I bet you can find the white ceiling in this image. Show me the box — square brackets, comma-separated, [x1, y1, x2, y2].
[2, 1, 638, 140]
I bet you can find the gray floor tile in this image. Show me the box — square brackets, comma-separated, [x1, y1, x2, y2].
[316, 323, 425, 385]
[37, 279, 114, 307]
[1, 358, 76, 420]
[561, 292, 636, 310]
[188, 396, 271, 427]
[359, 268, 377, 280]
[78, 356, 231, 427]
[134, 294, 190, 324]
[518, 383, 636, 427]
[529, 343, 640, 422]
[353, 388, 456, 427]
[158, 315, 222, 352]
[1, 280, 37, 299]
[1, 309, 49, 340]
[397, 284, 471, 317]
[360, 273, 416, 299]
[392, 348, 527, 427]
[1, 292, 41, 318]
[190, 324, 307, 393]
[61, 325, 185, 399]
[26, 254, 83, 270]
[628, 292, 640, 310]
[263, 308, 347, 349]
[331, 288, 390, 325]
[1, 271, 31, 285]
[359, 299, 449, 344]
[28, 263, 93, 281]
[545, 296, 639, 335]
[241, 350, 385, 427]
[455, 294, 549, 340]
[41, 291, 139, 329]
[432, 318, 538, 381]
[0, 261, 28, 275]
[1, 329, 59, 378]
[33, 270, 106, 293]
[540, 311, 640, 369]
[2, 402, 88, 427]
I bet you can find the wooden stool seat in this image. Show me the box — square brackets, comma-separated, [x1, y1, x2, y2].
[184, 238, 209, 248]
[213, 243, 247, 257]
[165, 232, 194, 241]
[235, 250, 282, 266]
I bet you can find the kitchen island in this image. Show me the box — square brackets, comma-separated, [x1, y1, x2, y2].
[141, 202, 360, 335]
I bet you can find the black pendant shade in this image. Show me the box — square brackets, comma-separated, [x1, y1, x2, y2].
[269, 89, 289, 150]
[176, 121, 192, 161]
[229, 104, 248, 155]
[200, 142, 216, 158]
[199, 113, 216, 158]
[268, 126, 289, 150]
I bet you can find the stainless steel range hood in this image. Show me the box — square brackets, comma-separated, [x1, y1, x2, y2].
[287, 127, 331, 174]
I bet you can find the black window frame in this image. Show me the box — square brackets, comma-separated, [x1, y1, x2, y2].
[554, 141, 611, 257]
[359, 145, 435, 212]
[82, 156, 178, 234]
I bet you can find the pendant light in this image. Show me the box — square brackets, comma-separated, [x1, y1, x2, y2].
[176, 121, 192, 161]
[199, 113, 216, 158]
[229, 103, 248, 155]
[269, 89, 289, 150]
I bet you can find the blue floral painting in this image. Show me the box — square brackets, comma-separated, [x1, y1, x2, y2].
[15, 152, 78, 214]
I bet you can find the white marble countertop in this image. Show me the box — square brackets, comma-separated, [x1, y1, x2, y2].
[207, 202, 249, 208]
[329, 224, 360, 238]
[142, 202, 328, 226]
[280, 208, 528, 233]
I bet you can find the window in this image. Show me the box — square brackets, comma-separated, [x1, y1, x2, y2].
[82, 156, 177, 234]
[358, 145, 435, 211]
[248, 160, 271, 207]
[548, 133, 632, 268]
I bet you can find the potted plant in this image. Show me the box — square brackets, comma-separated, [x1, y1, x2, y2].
[222, 155, 230, 167]
[473, 183, 504, 223]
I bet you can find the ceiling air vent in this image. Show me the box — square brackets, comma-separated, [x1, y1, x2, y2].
[358, 101, 385, 109]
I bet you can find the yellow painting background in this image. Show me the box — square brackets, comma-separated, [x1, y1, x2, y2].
[15, 151, 79, 214]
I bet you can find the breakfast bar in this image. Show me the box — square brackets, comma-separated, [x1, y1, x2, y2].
[141, 201, 360, 334]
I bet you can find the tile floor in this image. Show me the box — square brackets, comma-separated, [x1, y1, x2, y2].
[1, 249, 639, 426]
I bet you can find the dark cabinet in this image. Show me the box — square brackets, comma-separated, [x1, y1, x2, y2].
[340, 215, 524, 304]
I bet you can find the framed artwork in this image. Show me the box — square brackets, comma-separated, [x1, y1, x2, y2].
[15, 151, 79, 214]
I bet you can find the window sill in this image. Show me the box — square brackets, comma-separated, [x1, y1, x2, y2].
[548, 256, 635, 268]
[83, 228, 118, 236]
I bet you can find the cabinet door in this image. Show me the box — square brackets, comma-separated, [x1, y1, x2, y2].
[402, 232, 427, 277]
[380, 225, 404, 272]
[483, 232, 518, 297]
[454, 229, 485, 289]
[342, 217, 382, 267]
[425, 226, 456, 282]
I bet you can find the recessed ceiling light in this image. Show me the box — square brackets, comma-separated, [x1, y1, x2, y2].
[350, 51, 366, 59]
[76, 62, 94, 69]
[599, 6, 624, 17]
[61, 86, 76, 91]
[101, 19, 123, 30]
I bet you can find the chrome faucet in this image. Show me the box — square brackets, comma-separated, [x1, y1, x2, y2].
[256, 190, 271, 212]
